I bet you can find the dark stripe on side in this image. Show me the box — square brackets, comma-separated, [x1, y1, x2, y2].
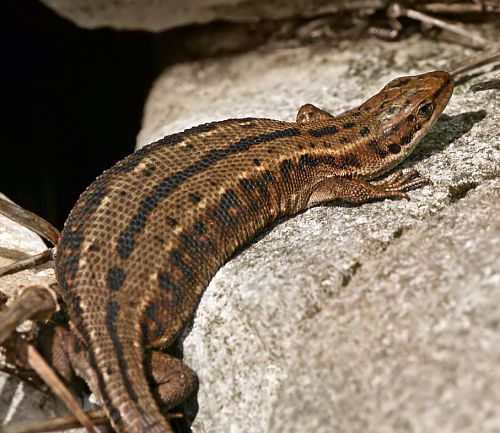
[105, 300, 139, 403]
[280, 159, 293, 179]
[308, 125, 339, 137]
[340, 154, 359, 168]
[117, 127, 301, 259]
[73, 321, 125, 430]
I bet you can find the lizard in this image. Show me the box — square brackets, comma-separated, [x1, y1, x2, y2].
[54, 70, 454, 433]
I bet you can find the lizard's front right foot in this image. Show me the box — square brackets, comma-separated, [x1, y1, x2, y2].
[374, 169, 432, 198]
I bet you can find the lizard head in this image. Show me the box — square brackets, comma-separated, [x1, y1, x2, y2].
[358, 70, 454, 155]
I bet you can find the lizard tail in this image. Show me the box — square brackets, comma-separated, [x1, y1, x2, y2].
[86, 310, 173, 433]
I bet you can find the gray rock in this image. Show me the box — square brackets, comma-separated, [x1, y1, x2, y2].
[38, 0, 385, 32]
[138, 35, 500, 432]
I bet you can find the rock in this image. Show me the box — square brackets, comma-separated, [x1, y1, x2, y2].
[38, 0, 384, 32]
[138, 34, 500, 432]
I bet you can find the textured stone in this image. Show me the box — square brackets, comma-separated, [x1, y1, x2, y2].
[139, 34, 500, 432]
[38, 0, 384, 32]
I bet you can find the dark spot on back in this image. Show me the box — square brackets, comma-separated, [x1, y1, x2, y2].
[299, 154, 320, 168]
[171, 249, 192, 281]
[167, 218, 178, 227]
[262, 170, 276, 184]
[193, 220, 205, 235]
[107, 267, 126, 292]
[388, 143, 401, 154]
[117, 231, 135, 260]
[341, 154, 359, 167]
[343, 122, 355, 129]
[359, 126, 370, 137]
[308, 125, 339, 137]
[253, 158, 261, 166]
[189, 192, 202, 203]
[240, 178, 255, 192]
[158, 272, 183, 303]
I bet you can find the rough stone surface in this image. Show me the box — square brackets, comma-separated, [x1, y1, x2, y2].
[139, 35, 500, 432]
[38, 0, 384, 32]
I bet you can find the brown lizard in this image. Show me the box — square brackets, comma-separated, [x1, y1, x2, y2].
[54, 70, 454, 433]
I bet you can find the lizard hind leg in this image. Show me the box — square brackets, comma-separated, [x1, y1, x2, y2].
[49, 327, 198, 428]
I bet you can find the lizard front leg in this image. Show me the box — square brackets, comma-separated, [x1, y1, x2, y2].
[296, 103, 335, 124]
[307, 169, 431, 207]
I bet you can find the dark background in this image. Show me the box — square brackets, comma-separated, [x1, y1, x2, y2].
[2, 0, 157, 228]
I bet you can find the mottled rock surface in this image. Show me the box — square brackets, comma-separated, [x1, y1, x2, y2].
[38, 0, 384, 32]
[140, 36, 500, 432]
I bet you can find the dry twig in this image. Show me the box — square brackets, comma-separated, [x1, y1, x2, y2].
[0, 285, 58, 344]
[0, 196, 60, 246]
[388, 3, 489, 48]
[25, 344, 97, 433]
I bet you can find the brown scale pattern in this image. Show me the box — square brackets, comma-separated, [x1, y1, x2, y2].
[55, 71, 454, 433]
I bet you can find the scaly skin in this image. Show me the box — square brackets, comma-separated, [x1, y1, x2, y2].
[55, 71, 454, 432]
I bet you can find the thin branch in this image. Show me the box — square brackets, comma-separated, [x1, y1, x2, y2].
[0, 248, 55, 278]
[388, 3, 489, 48]
[0, 196, 60, 246]
[0, 285, 58, 344]
[470, 77, 500, 92]
[0, 410, 108, 433]
[420, 1, 500, 15]
[0, 409, 184, 433]
[26, 344, 97, 433]
[445, 46, 500, 78]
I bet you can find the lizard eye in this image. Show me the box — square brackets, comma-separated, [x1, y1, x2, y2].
[417, 103, 434, 118]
